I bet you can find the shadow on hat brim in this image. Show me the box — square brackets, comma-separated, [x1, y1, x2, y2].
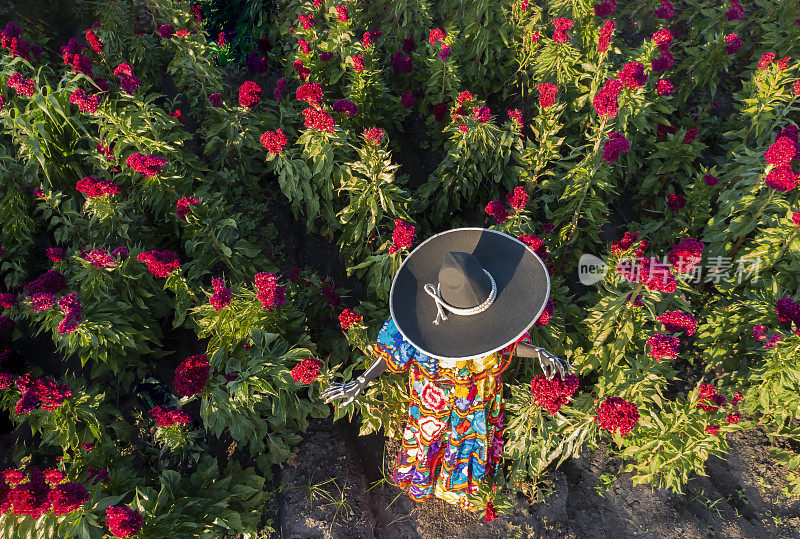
[389, 228, 550, 360]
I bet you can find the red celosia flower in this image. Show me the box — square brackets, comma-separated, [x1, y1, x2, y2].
[176, 30, 191, 38]
[704, 174, 719, 186]
[261, 129, 288, 154]
[298, 14, 314, 30]
[335, 5, 348, 22]
[507, 186, 528, 211]
[136, 250, 181, 278]
[471, 105, 490, 122]
[351, 53, 365, 71]
[484, 501, 498, 523]
[765, 136, 796, 166]
[537, 83, 557, 109]
[684, 128, 698, 144]
[666, 193, 686, 211]
[647, 333, 680, 360]
[457, 91, 473, 104]
[363, 127, 384, 145]
[290, 357, 322, 384]
[209, 277, 231, 311]
[705, 424, 720, 435]
[126, 153, 168, 178]
[157, 24, 174, 39]
[170, 109, 183, 123]
[731, 391, 743, 406]
[594, 0, 616, 17]
[293, 59, 310, 80]
[3, 469, 25, 485]
[485, 201, 509, 223]
[602, 132, 630, 163]
[656, 78, 674, 96]
[238, 81, 262, 109]
[48, 482, 88, 515]
[611, 231, 640, 255]
[726, 412, 741, 424]
[362, 30, 380, 48]
[725, 33, 741, 54]
[296, 82, 324, 107]
[43, 469, 64, 484]
[598, 20, 615, 54]
[657, 310, 696, 335]
[518, 235, 549, 261]
[391, 219, 416, 250]
[69, 88, 102, 114]
[81, 249, 116, 268]
[616, 257, 677, 292]
[530, 31, 540, 44]
[793, 211, 800, 227]
[433, 102, 448, 122]
[758, 52, 775, 71]
[552, 18, 573, 44]
[208, 93, 223, 107]
[593, 79, 623, 117]
[594, 397, 639, 435]
[534, 298, 554, 326]
[77, 176, 119, 198]
[652, 28, 672, 52]
[174, 354, 210, 397]
[149, 405, 191, 427]
[651, 51, 674, 73]
[85, 27, 103, 53]
[618, 62, 647, 89]
[530, 373, 579, 414]
[429, 28, 446, 45]
[794, 81, 800, 97]
[297, 39, 310, 55]
[254, 272, 286, 311]
[7, 72, 35, 97]
[507, 109, 523, 130]
[8, 479, 51, 519]
[302, 107, 336, 133]
[176, 197, 198, 221]
[655, 0, 673, 18]
[697, 383, 726, 412]
[765, 166, 798, 191]
[339, 308, 362, 330]
[0, 294, 14, 309]
[668, 238, 704, 273]
[106, 506, 144, 538]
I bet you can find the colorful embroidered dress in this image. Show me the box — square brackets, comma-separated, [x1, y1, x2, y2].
[375, 317, 515, 509]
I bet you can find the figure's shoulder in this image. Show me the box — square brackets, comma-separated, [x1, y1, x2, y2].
[377, 317, 400, 346]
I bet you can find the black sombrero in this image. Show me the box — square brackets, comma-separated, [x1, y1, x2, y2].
[389, 228, 550, 360]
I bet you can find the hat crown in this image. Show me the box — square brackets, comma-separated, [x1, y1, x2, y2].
[438, 251, 492, 309]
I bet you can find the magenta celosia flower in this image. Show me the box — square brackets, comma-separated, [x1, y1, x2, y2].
[537, 83, 557, 109]
[657, 310, 696, 335]
[318, 51, 334, 62]
[403, 35, 416, 52]
[137, 250, 181, 278]
[333, 99, 358, 116]
[209, 277, 231, 311]
[69, 88, 102, 114]
[765, 333, 783, 349]
[390, 219, 416, 253]
[0, 294, 14, 309]
[593, 78, 623, 117]
[611, 231, 641, 255]
[7, 72, 35, 97]
[684, 128, 698, 144]
[48, 482, 88, 515]
[732, 392, 744, 406]
[666, 193, 686, 211]
[291, 357, 321, 384]
[647, 333, 680, 360]
[335, 4, 348, 22]
[618, 62, 647, 89]
[656, 78, 674, 96]
[126, 153, 168, 177]
[302, 108, 336, 133]
[485, 201, 509, 223]
[297, 38, 310, 55]
[703, 174, 719, 186]
[778, 56, 791, 71]
[552, 17, 573, 44]
[668, 238, 704, 274]
[726, 412, 741, 424]
[651, 51, 674, 73]
[705, 424, 720, 435]
[765, 136, 796, 166]
[174, 354, 209, 397]
[148, 406, 191, 427]
[363, 127, 384, 145]
[350, 53, 365, 71]
[118, 74, 141, 95]
[254, 272, 286, 310]
[652, 28, 672, 52]
[43, 469, 64, 484]
[594, 397, 639, 435]
[602, 132, 630, 163]
[726, 1, 744, 20]
[594, 0, 616, 17]
[157, 24, 174, 39]
[530, 373, 579, 414]
[534, 297, 555, 326]
[81, 249, 116, 268]
[793, 211, 800, 227]
[85, 28, 103, 53]
[655, 0, 673, 18]
[775, 296, 800, 324]
[298, 14, 314, 30]
[3, 469, 25, 485]
[76, 176, 119, 198]
[471, 105, 490, 122]
[391, 51, 413, 76]
[339, 308, 362, 330]
[697, 383, 726, 412]
[765, 166, 797, 191]
[238, 81, 261, 109]
[208, 93, 223, 107]
[293, 59, 310, 80]
[273, 78, 287, 101]
[725, 33, 741, 54]
[506, 186, 528, 211]
[8, 479, 51, 519]
[758, 52, 775, 71]
[106, 506, 144, 538]
[29, 293, 54, 312]
[246, 50, 268, 73]
[176, 197, 198, 221]
[507, 109, 523, 130]
[27, 270, 66, 296]
[261, 129, 288, 154]
[617, 257, 677, 292]
[598, 20, 615, 54]
[57, 293, 81, 315]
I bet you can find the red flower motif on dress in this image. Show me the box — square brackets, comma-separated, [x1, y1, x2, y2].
[420, 384, 447, 411]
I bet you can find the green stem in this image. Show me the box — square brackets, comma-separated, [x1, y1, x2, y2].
[728, 189, 777, 259]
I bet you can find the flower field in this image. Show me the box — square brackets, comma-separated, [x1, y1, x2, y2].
[0, 0, 799, 536]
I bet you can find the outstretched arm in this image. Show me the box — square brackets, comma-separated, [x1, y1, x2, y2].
[320, 355, 388, 406]
[516, 342, 573, 380]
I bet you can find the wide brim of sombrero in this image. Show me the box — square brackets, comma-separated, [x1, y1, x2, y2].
[389, 228, 550, 360]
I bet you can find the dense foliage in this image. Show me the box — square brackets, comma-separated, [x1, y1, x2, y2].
[0, 0, 799, 533]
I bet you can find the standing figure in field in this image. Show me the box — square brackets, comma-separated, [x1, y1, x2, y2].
[322, 228, 571, 509]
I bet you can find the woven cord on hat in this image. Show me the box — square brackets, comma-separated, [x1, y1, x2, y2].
[423, 270, 497, 325]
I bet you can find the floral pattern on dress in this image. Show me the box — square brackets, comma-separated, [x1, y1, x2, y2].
[375, 317, 514, 509]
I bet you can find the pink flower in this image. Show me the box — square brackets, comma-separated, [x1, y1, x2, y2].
[7, 72, 35, 97]
[351, 53, 365, 71]
[85, 27, 103, 53]
[392, 219, 416, 249]
[726, 1, 744, 20]
[429, 29, 446, 45]
[507, 186, 528, 211]
[618, 62, 647, 89]
[254, 272, 286, 311]
[705, 424, 720, 435]
[485, 201, 509, 223]
[519, 234, 549, 262]
[602, 132, 630, 163]
[438, 45, 451, 62]
[126, 153, 168, 177]
[484, 502, 498, 523]
[137, 250, 180, 278]
[697, 383, 726, 412]
[598, 20, 615, 54]
[534, 298, 555, 326]
[765, 333, 783, 349]
[725, 33, 741, 54]
[273, 78, 287, 101]
[302, 108, 336, 133]
[616, 257, 677, 293]
[157, 24, 174, 39]
[552, 18, 573, 44]
[335, 5, 348, 22]
[148, 406, 191, 427]
[333, 98, 357, 117]
[106, 506, 143, 538]
[647, 333, 680, 360]
[472, 105, 491, 123]
[537, 83, 558, 109]
[339, 308, 362, 330]
[765, 166, 797, 191]
[655, 0, 674, 19]
[238, 81, 261, 108]
[652, 28, 672, 52]
[293, 59, 310, 80]
[684, 128, 698, 144]
[210, 277, 231, 311]
[594, 397, 639, 435]
[775, 296, 800, 324]
[48, 482, 88, 515]
[507, 109, 523, 130]
[530, 373, 579, 414]
[298, 14, 314, 30]
[290, 357, 322, 384]
[656, 78, 674, 96]
[69, 88, 102, 114]
[261, 129, 288, 154]
[362, 30, 380, 48]
[765, 137, 796, 166]
[363, 127, 384, 145]
[593, 79, 623, 118]
[176, 197, 198, 221]
[594, 0, 617, 17]
[657, 311, 697, 335]
[758, 52, 775, 71]
[174, 354, 209, 397]
[668, 238, 704, 273]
